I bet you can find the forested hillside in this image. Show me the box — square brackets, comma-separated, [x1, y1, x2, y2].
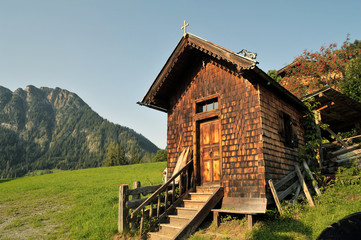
[0, 85, 159, 178]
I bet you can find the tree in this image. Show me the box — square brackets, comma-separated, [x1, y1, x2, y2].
[130, 146, 141, 164]
[119, 145, 127, 165]
[152, 149, 167, 162]
[339, 57, 361, 103]
[280, 37, 361, 97]
[267, 69, 282, 82]
[140, 152, 155, 163]
[103, 142, 120, 167]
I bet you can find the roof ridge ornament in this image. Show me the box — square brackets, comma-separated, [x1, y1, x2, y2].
[181, 20, 189, 36]
[238, 49, 257, 60]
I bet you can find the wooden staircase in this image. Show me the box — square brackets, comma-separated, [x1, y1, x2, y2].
[148, 186, 224, 240]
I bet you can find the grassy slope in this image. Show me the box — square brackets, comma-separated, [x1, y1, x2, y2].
[2, 162, 360, 240]
[189, 182, 361, 240]
[0, 162, 166, 240]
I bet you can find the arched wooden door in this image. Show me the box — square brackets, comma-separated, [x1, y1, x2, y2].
[199, 119, 221, 184]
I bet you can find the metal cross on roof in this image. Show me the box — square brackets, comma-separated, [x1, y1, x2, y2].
[181, 20, 189, 35]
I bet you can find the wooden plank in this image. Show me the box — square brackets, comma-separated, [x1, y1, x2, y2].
[212, 209, 257, 214]
[118, 184, 129, 232]
[127, 184, 162, 196]
[139, 208, 144, 235]
[172, 180, 175, 203]
[179, 172, 183, 195]
[164, 188, 168, 210]
[213, 211, 220, 227]
[323, 125, 349, 148]
[329, 143, 361, 158]
[325, 135, 361, 146]
[172, 148, 188, 183]
[335, 155, 361, 164]
[291, 183, 301, 202]
[295, 165, 315, 207]
[126, 198, 147, 209]
[221, 197, 267, 214]
[273, 170, 297, 190]
[302, 161, 321, 196]
[268, 179, 283, 215]
[331, 149, 361, 162]
[278, 181, 299, 201]
[314, 111, 324, 167]
[247, 214, 253, 230]
[149, 201, 153, 217]
[132, 181, 141, 200]
[342, 134, 361, 142]
[157, 194, 161, 218]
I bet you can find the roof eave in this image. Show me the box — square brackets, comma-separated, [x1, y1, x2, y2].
[252, 66, 307, 111]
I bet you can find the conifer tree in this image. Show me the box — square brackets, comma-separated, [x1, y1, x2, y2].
[119, 145, 126, 165]
[103, 142, 119, 167]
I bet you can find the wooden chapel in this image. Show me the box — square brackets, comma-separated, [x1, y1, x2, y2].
[139, 32, 306, 214]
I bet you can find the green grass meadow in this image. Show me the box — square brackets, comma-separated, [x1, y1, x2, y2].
[0, 162, 166, 240]
[1, 161, 360, 240]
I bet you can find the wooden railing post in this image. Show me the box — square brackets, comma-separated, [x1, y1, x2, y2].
[130, 181, 141, 230]
[179, 173, 183, 195]
[133, 181, 141, 199]
[172, 180, 175, 203]
[118, 184, 129, 232]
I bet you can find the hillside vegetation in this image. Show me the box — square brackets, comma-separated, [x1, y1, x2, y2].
[0, 162, 166, 239]
[0, 85, 159, 178]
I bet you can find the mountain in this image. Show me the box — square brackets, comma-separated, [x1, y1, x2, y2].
[0, 85, 159, 178]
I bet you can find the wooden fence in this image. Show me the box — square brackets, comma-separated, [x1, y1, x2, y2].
[118, 181, 162, 232]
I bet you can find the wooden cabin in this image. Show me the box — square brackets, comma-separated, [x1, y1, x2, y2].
[140, 33, 306, 213]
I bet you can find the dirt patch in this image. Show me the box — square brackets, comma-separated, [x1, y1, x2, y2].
[0, 197, 71, 239]
[346, 194, 361, 201]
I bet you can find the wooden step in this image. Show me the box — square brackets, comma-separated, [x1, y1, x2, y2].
[168, 215, 191, 227]
[183, 199, 206, 209]
[172, 187, 224, 239]
[188, 192, 212, 201]
[158, 223, 182, 236]
[195, 186, 220, 193]
[148, 187, 223, 240]
[148, 232, 173, 240]
[176, 207, 198, 217]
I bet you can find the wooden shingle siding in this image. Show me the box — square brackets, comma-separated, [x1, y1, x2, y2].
[259, 84, 305, 182]
[167, 60, 266, 199]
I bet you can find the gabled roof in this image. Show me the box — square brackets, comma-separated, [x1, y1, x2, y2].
[139, 33, 305, 112]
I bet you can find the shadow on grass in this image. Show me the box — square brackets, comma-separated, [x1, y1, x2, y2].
[0, 179, 12, 184]
[249, 215, 313, 240]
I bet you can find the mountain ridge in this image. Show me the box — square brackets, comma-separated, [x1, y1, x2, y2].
[0, 85, 159, 178]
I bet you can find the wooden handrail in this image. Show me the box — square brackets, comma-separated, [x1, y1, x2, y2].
[130, 159, 193, 218]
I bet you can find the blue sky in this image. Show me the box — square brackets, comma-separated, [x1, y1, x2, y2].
[0, 0, 360, 149]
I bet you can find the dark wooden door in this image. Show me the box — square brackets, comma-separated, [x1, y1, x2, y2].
[200, 119, 221, 184]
